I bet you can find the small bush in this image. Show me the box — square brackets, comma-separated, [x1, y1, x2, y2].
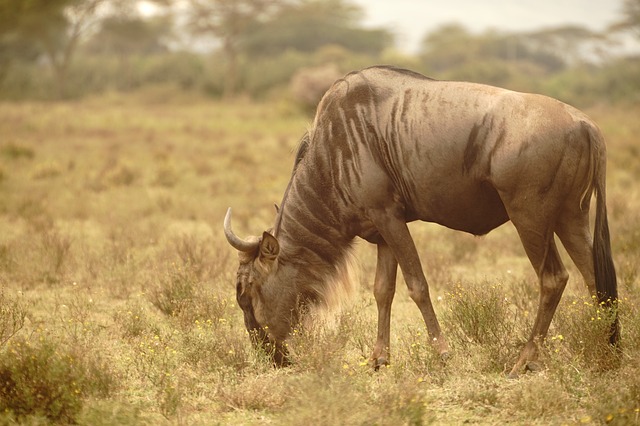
[0, 290, 27, 345]
[15, 195, 52, 229]
[503, 373, 573, 420]
[286, 305, 369, 372]
[218, 372, 290, 413]
[0, 336, 114, 423]
[154, 162, 179, 188]
[585, 376, 640, 425]
[290, 64, 343, 111]
[550, 297, 622, 371]
[114, 302, 160, 341]
[442, 281, 523, 372]
[30, 161, 63, 180]
[0, 243, 13, 274]
[104, 161, 139, 186]
[149, 262, 197, 318]
[172, 235, 228, 282]
[394, 325, 443, 376]
[150, 265, 229, 328]
[1, 142, 35, 160]
[6, 227, 73, 287]
[37, 228, 73, 285]
[131, 329, 183, 418]
[149, 238, 231, 327]
[182, 319, 250, 372]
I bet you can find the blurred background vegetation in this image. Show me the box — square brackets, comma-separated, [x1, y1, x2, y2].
[1, 0, 639, 108]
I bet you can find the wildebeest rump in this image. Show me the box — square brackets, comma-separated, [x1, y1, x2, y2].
[224, 66, 618, 377]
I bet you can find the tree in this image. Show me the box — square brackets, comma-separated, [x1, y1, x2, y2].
[186, 0, 288, 98]
[418, 23, 607, 85]
[0, 0, 71, 85]
[241, 0, 393, 57]
[44, 0, 111, 98]
[0, 0, 112, 98]
[523, 25, 603, 67]
[85, 15, 170, 56]
[611, 0, 640, 38]
[419, 24, 476, 73]
[82, 14, 172, 90]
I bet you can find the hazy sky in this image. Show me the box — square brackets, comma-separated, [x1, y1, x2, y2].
[351, 0, 625, 53]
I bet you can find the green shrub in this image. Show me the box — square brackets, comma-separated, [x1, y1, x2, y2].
[0, 336, 114, 423]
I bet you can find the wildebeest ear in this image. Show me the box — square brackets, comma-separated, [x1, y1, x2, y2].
[259, 231, 279, 261]
[274, 203, 279, 213]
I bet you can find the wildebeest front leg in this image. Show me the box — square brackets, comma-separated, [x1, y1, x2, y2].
[370, 242, 398, 369]
[368, 209, 450, 359]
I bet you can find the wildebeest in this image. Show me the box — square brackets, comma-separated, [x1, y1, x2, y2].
[224, 66, 618, 377]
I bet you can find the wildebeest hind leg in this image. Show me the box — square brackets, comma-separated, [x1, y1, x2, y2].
[508, 221, 569, 378]
[370, 242, 398, 369]
[556, 211, 597, 296]
[367, 208, 450, 359]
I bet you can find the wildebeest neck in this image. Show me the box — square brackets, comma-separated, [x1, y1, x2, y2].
[278, 172, 352, 269]
[258, 131, 356, 349]
[273, 133, 310, 239]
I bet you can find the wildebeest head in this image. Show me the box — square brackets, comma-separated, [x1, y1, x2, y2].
[223, 208, 291, 366]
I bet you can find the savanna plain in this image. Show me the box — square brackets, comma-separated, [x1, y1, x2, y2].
[0, 90, 639, 425]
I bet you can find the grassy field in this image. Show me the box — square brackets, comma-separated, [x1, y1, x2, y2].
[0, 90, 639, 425]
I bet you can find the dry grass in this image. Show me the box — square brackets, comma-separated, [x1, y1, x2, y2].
[0, 92, 639, 424]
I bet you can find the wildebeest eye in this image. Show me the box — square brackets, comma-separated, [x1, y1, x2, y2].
[236, 281, 253, 312]
[236, 267, 252, 296]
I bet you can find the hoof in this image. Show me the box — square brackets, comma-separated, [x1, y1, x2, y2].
[525, 361, 543, 373]
[372, 357, 389, 371]
[506, 371, 519, 380]
[439, 351, 451, 363]
[507, 360, 543, 379]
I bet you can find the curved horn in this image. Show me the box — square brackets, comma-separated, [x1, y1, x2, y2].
[224, 208, 260, 252]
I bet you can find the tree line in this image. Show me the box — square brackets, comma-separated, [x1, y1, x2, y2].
[0, 0, 639, 107]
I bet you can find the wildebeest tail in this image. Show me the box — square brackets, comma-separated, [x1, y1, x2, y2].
[587, 123, 619, 345]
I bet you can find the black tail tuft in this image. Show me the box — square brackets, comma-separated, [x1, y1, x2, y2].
[593, 173, 619, 345]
